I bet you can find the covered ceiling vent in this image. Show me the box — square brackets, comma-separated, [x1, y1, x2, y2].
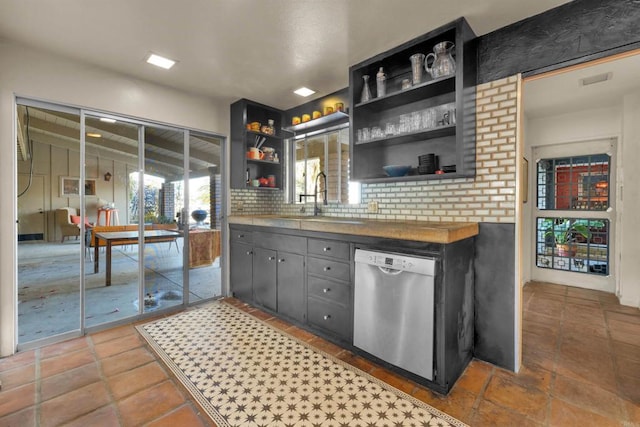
[580, 72, 612, 86]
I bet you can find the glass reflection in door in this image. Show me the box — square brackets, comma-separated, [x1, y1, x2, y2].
[17, 103, 82, 344]
[84, 114, 142, 326]
[185, 132, 223, 302]
[141, 125, 185, 312]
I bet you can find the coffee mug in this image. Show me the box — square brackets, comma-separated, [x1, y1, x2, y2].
[251, 179, 260, 187]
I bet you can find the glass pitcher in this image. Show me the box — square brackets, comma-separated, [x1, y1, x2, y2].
[425, 41, 455, 79]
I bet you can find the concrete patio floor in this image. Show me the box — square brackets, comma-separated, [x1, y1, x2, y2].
[17, 239, 221, 344]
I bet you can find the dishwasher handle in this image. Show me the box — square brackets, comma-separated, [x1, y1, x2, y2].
[378, 266, 404, 275]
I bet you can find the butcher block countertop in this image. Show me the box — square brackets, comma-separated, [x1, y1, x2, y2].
[229, 215, 478, 244]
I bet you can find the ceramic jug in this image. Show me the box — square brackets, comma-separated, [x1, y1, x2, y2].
[425, 41, 455, 79]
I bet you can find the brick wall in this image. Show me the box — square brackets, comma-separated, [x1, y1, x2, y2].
[230, 75, 520, 223]
[160, 182, 175, 220]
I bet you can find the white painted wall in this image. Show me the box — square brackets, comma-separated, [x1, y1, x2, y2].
[620, 93, 640, 307]
[0, 40, 229, 356]
[526, 107, 621, 146]
[523, 103, 640, 307]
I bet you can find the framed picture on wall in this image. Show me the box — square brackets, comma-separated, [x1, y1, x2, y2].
[61, 177, 96, 196]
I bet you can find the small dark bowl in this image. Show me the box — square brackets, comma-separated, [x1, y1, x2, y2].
[382, 165, 412, 177]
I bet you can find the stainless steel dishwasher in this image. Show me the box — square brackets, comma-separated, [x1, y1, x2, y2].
[353, 249, 436, 380]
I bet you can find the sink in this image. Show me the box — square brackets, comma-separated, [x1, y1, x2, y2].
[243, 215, 367, 226]
[303, 217, 365, 225]
[259, 215, 365, 224]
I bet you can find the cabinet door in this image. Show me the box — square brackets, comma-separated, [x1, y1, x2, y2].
[276, 251, 305, 323]
[230, 241, 253, 302]
[253, 247, 277, 311]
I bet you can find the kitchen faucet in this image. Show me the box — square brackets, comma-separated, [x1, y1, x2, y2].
[298, 171, 328, 216]
[314, 171, 328, 216]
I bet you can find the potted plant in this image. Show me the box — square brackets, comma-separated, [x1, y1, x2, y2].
[543, 218, 592, 257]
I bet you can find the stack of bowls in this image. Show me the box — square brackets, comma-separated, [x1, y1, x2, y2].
[418, 153, 436, 174]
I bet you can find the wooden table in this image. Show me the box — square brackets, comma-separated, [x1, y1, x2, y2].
[94, 230, 180, 286]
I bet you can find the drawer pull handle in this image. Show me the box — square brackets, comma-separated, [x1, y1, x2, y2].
[323, 315, 331, 320]
[323, 247, 331, 252]
[323, 266, 331, 272]
[278, 258, 285, 263]
[323, 288, 331, 293]
[246, 251, 252, 255]
[268, 256, 275, 261]
[238, 234, 244, 238]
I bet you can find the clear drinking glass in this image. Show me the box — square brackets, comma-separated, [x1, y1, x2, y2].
[410, 53, 425, 85]
[371, 126, 384, 139]
[385, 121, 397, 136]
[421, 108, 435, 129]
[398, 114, 410, 133]
[411, 111, 421, 131]
[361, 127, 371, 141]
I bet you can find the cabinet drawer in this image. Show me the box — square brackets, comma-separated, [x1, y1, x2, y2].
[308, 238, 350, 260]
[307, 257, 350, 282]
[254, 231, 306, 253]
[231, 229, 253, 244]
[307, 276, 350, 306]
[307, 297, 351, 339]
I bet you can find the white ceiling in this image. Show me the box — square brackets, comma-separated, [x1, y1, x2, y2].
[0, 0, 573, 110]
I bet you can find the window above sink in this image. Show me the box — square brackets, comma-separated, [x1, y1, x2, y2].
[288, 127, 361, 205]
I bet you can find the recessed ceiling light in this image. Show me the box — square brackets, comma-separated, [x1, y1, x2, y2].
[99, 118, 116, 124]
[145, 53, 176, 70]
[580, 72, 612, 86]
[294, 87, 316, 97]
[86, 132, 102, 138]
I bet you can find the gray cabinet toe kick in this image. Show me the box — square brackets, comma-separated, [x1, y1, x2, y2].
[229, 223, 474, 395]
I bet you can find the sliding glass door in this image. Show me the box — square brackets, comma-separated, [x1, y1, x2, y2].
[16, 102, 83, 343]
[141, 124, 186, 313]
[83, 113, 143, 326]
[16, 99, 225, 348]
[186, 132, 223, 302]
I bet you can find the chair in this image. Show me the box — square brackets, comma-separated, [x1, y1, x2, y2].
[56, 208, 93, 243]
[56, 207, 81, 243]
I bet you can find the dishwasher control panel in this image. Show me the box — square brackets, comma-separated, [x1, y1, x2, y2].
[367, 253, 413, 270]
[354, 249, 435, 276]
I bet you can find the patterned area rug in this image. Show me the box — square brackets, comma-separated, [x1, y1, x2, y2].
[137, 301, 467, 427]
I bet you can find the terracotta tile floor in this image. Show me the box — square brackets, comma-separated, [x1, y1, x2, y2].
[1, 281, 639, 426]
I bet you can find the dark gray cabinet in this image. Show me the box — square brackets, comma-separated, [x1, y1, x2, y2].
[248, 247, 306, 318]
[229, 223, 474, 394]
[230, 233, 254, 301]
[230, 241, 253, 301]
[276, 251, 305, 323]
[253, 247, 277, 311]
[306, 237, 352, 342]
[230, 225, 306, 322]
[349, 17, 477, 183]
